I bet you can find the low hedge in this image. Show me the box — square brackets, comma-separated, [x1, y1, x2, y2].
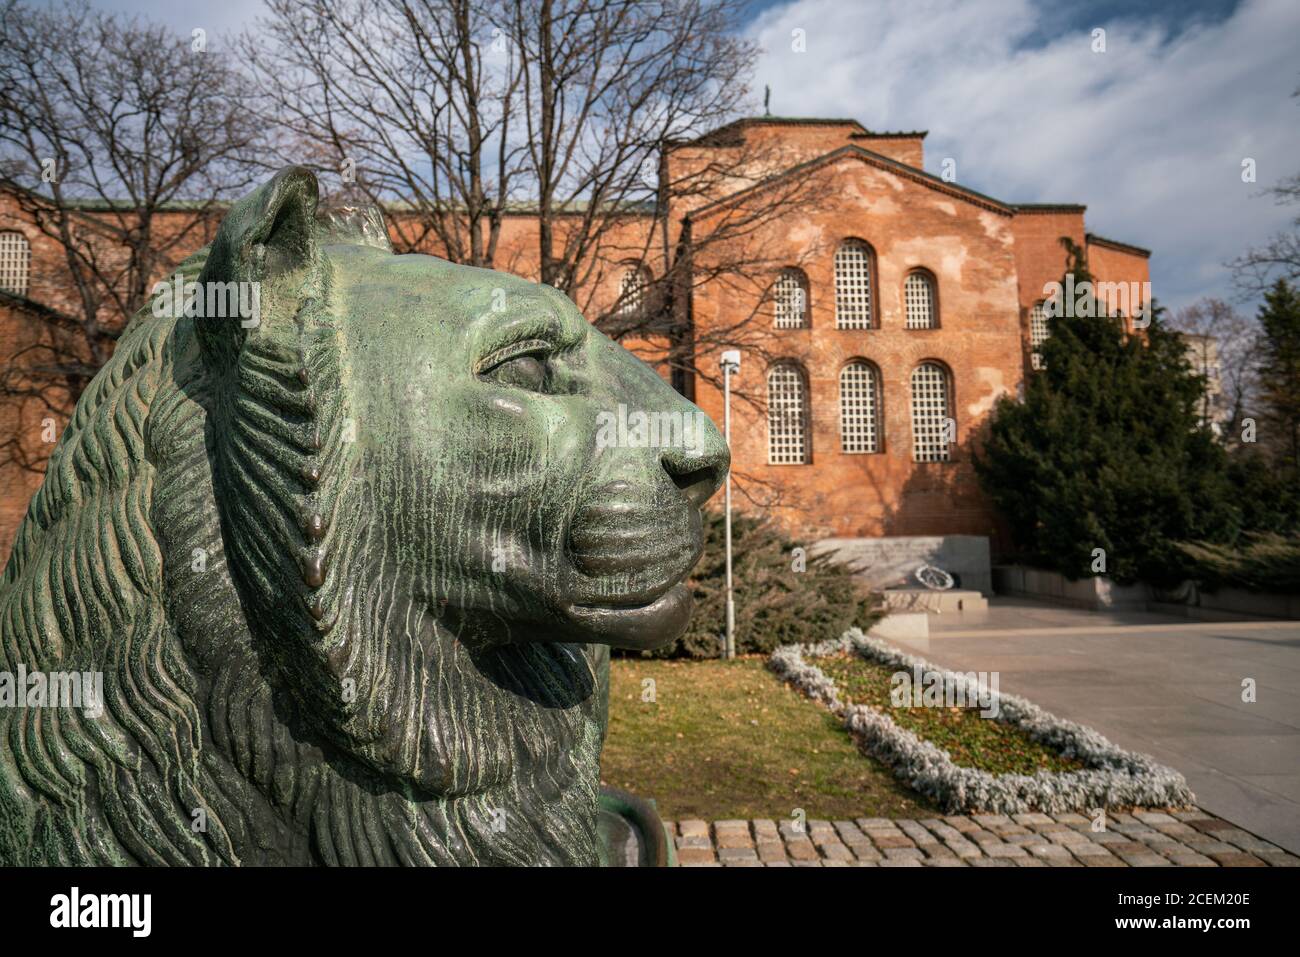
[1176, 533, 1300, 593]
[629, 511, 882, 659]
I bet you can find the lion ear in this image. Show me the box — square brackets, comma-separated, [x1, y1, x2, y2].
[316, 204, 393, 253]
[196, 166, 321, 369]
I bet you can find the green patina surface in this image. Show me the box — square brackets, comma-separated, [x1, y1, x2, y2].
[0, 167, 726, 866]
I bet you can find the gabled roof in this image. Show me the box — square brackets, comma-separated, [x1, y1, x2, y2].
[684, 143, 1016, 222]
[671, 116, 868, 148]
[1086, 232, 1151, 258]
[850, 130, 928, 140]
[1014, 203, 1087, 214]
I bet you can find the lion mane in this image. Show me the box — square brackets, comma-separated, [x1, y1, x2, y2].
[0, 174, 606, 865]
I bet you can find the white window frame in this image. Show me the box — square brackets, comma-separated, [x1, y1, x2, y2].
[774, 267, 808, 329]
[0, 231, 31, 297]
[1029, 300, 1049, 369]
[910, 361, 953, 463]
[839, 361, 882, 453]
[617, 264, 649, 316]
[904, 270, 937, 329]
[834, 239, 873, 329]
[767, 362, 809, 465]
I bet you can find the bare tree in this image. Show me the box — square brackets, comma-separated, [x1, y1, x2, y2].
[0, 0, 262, 471]
[1231, 173, 1300, 299]
[250, 1, 824, 391]
[638, 133, 836, 405]
[501, 0, 752, 288]
[1231, 85, 1300, 297]
[250, 0, 527, 265]
[497, 0, 836, 408]
[1170, 297, 1260, 436]
[250, 0, 827, 513]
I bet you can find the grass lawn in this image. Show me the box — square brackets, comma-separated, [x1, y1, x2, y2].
[817, 653, 1085, 775]
[601, 656, 937, 821]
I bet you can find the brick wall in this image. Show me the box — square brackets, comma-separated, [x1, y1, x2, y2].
[0, 300, 54, 565]
[0, 117, 1152, 566]
[1086, 234, 1152, 323]
[687, 153, 1022, 541]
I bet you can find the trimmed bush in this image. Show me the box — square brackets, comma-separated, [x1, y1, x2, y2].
[630, 511, 881, 659]
[1176, 533, 1300, 593]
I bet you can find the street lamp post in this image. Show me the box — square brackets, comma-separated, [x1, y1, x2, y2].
[719, 350, 741, 660]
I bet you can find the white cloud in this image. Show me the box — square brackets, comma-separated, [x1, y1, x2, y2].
[93, 0, 265, 46]
[750, 0, 1300, 313]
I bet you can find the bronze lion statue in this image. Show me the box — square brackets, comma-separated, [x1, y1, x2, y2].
[0, 167, 727, 865]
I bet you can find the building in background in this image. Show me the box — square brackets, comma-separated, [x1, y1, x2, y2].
[665, 118, 1149, 546]
[1178, 332, 1227, 436]
[0, 116, 1151, 566]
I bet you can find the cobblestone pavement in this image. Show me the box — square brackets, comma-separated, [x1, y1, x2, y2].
[667, 809, 1300, 867]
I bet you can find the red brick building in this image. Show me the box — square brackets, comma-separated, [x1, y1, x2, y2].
[672, 118, 1149, 544]
[0, 115, 1150, 563]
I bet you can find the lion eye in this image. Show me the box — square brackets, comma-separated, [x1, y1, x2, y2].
[485, 354, 547, 392]
[478, 337, 556, 392]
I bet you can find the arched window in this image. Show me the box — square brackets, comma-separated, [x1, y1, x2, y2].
[617, 264, 650, 316]
[1029, 301, 1049, 369]
[904, 270, 937, 329]
[767, 362, 808, 464]
[773, 267, 808, 329]
[910, 361, 953, 462]
[839, 360, 882, 453]
[0, 231, 31, 296]
[834, 238, 873, 329]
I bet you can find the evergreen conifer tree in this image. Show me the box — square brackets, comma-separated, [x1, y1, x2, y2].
[974, 241, 1237, 585]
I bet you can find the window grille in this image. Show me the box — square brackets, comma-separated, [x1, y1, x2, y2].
[910, 362, 952, 462]
[767, 362, 808, 464]
[839, 361, 881, 453]
[834, 239, 873, 329]
[904, 271, 936, 329]
[774, 267, 808, 328]
[0, 232, 31, 296]
[618, 266, 648, 315]
[1029, 301, 1049, 369]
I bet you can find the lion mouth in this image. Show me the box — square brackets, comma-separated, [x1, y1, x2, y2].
[561, 582, 693, 651]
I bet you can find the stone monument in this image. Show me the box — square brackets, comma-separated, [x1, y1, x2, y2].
[0, 167, 727, 866]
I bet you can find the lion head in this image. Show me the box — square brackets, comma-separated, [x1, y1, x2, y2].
[0, 167, 726, 866]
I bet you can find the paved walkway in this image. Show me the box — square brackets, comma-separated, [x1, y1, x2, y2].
[669, 811, 1300, 866]
[891, 597, 1300, 854]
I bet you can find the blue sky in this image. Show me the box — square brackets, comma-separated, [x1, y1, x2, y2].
[744, 0, 1247, 46]
[89, 0, 1299, 315]
[743, 0, 1299, 315]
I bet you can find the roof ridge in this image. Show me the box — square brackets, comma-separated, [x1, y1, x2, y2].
[685, 143, 1015, 221]
[671, 116, 869, 147]
[850, 130, 929, 139]
[1013, 203, 1087, 213]
[1086, 231, 1151, 258]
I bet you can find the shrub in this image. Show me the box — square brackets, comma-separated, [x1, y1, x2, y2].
[631, 511, 881, 659]
[1176, 533, 1300, 593]
[1225, 450, 1300, 535]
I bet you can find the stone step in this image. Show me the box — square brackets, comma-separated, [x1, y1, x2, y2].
[881, 589, 989, 615]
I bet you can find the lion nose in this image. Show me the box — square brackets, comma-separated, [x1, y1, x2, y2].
[660, 442, 727, 509]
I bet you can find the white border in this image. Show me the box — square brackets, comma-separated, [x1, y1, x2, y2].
[768, 628, 1195, 814]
